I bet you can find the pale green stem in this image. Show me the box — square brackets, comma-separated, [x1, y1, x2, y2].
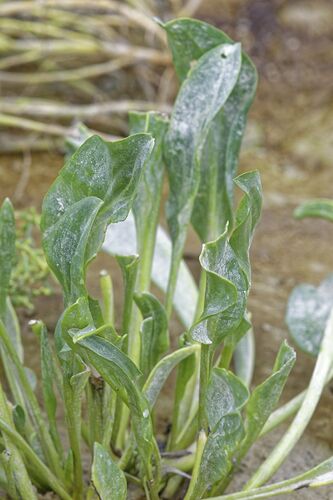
[219, 342, 234, 370]
[99, 270, 114, 325]
[206, 457, 333, 499]
[245, 307, 333, 490]
[165, 233, 187, 319]
[184, 430, 207, 500]
[168, 272, 205, 450]
[118, 175, 164, 450]
[198, 344, 211, 433]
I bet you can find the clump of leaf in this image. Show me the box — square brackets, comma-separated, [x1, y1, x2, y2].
[0, 16, 332, 500]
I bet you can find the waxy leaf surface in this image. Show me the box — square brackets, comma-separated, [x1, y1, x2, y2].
[192, 413, 245, 498]
[206, 368, 249, 430]
[164, 40, 241, 251]
[191, 171, 262, 346]
[41, 134, 153, 303]
[92, 443, 127, 500]
[286, 274, 333, 356]
[164, 18, 257, 240]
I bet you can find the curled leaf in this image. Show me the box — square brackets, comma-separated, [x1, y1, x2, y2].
[134, 292, 169, 377]
[191, 171, 262, 346]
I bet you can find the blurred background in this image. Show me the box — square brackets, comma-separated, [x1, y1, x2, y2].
[0, 0, 332, 494]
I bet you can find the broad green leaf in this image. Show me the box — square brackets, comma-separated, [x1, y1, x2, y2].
[143, 344, 200, 407]
[286, 274, 333, 356]
[43, 196, 102, 303]
[238, 341, 295, 457]
[41, 134, 153, 303]
[206, 368, 249, 430]
[164, 42, 241, 248]
[191, 171, 262, 346]
[192, 413, 245, 498]
[164, 18, 258, 240]
[92, 443, 126, 500]
[294, 199, 333, 222]
[0, 198, 16, 317]
[134, 292, 169, 377]
[103, 213, 198, 328]
[61, 297, 159, 478]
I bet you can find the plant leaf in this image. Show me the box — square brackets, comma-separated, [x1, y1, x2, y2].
[294, 199, 333, 222]
[41, 134, 153, 303]
[192, 413, 245, 498]
[191, 171, 262, 346]
[164, 18, 257, 240]
[134, 292, 169, 377]
[286, 274, 333, 356]
[92, 443, 127, 500]
[0, 198, 16, 317]
[164, 42, 241, 249]
[239, 341, 296, 457]
[143, 344, 200, 408]
[43, 197, 102, 303]
[206, 368, 249, 430]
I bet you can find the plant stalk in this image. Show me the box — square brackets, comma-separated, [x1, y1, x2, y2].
[245, 307, 333, 490]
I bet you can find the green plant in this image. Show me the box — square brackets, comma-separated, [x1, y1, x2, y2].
[9, 208, 52, 312]
[0, 17, 332, 500]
